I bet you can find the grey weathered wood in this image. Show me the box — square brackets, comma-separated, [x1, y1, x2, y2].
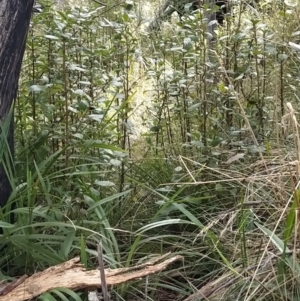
[0, 0, 34, 206]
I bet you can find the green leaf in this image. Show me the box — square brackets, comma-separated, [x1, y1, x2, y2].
[48, 290, 69, 301]
[44, 35, 59, 40]
[188, 103, 201, 111]
[110, 159, 121, 166]
[78, 100, 89, 111]
[94, 180, 115, 187]
[48, 288, 83, 301]
[88, 114, 104, 122]
[87, 190, 132, 211]
[59, 230, 76, 259]
[211, 138, 222, 147]
[136, 219, 184, 234]
[255, 222, 300, 281]
[83, 140, 124, 151]
[69, 64, 86, 72]
[29, 85, 45, 92]
[191, 141, 204, 148]
[0, 221, 14, 228]
[38, 292, 58, 301]
[278, 53, 288, 61]
[80, 235, 88, 269]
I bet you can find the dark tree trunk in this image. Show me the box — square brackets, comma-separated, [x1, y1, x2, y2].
[0, 0, 34, 206]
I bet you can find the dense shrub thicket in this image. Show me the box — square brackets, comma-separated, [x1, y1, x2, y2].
[1, 0, 300, 300]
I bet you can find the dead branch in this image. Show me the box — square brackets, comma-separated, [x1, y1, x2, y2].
[0, 253, 182, 301]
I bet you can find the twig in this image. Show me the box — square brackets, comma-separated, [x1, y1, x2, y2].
[90, 0, 106, 6]
[97, 241, 109, 301]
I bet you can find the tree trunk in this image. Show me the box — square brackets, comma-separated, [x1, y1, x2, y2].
[0, 0, 34, 206]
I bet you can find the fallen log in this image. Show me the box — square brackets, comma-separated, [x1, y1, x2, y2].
[0, 252, 183, 301]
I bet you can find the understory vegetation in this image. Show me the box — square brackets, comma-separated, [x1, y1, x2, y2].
[2, 0, 300, 300]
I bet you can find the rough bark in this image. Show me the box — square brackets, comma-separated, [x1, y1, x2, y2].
[0, 0, 34, 206]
